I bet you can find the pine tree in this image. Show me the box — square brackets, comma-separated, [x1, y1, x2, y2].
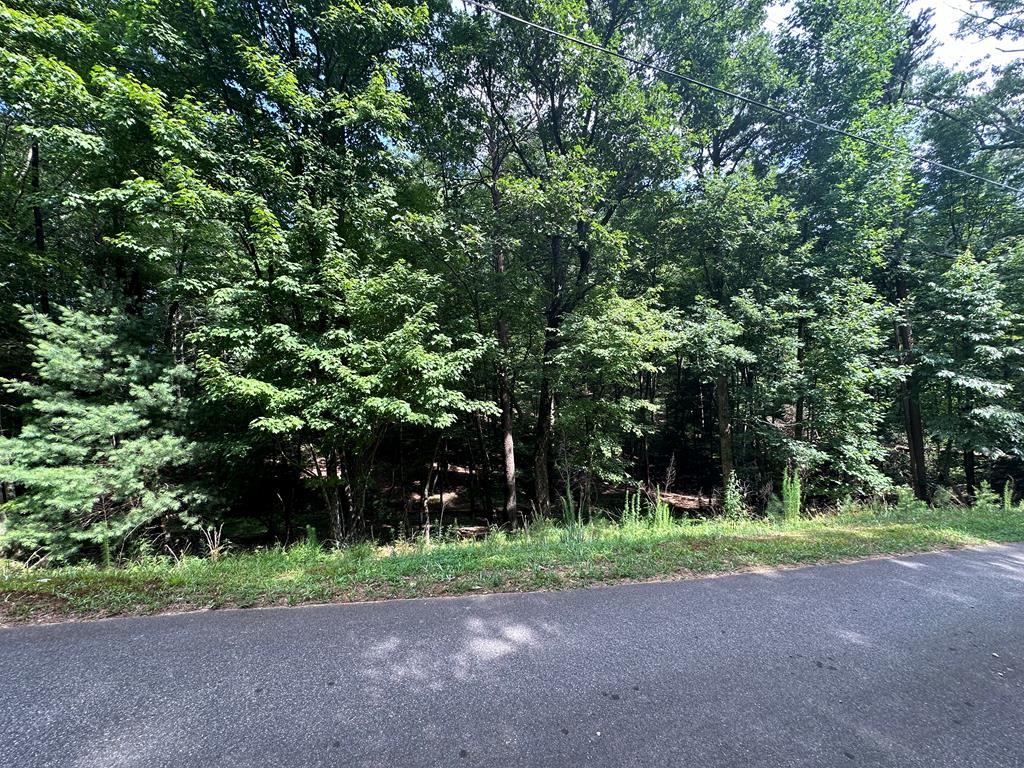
[0, 305, 195, 561]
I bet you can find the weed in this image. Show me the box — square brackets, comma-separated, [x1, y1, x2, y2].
[782, 466, 801, 521]
[623, 486, 642, 527]
[202, 524, 228, 561]
[723, 472, 746, 520]
[560, 493, 580, 528]
[648, 488, 671, 529]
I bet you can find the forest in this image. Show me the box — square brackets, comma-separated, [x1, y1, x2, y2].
[1, 0, 1023, 565]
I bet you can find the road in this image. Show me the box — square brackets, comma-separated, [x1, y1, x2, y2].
[3, 544, 1024, 767]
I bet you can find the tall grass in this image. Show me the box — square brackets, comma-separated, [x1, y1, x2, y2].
[4, 493, 1024, 623]
[649, 488, 672, 529]
[782, 467, 802, 521]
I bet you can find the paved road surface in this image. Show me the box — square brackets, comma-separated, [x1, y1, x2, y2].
[3, 544, 1024, 767]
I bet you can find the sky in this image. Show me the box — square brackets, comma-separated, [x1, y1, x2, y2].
[766, 1, 1014, 72]
[911, 0, 1016, 70]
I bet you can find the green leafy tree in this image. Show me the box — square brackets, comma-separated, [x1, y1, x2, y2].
[801, 279, 902, 496]
[917, 251, 1024, 492]
[552, 291, 676, 508]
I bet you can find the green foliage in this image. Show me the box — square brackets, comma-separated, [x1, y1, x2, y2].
[782, 467, 802, 521]
[723, 471, 747, 519]
[554, 292, 676, 490]
[559, 492, 581, 528]
[801, 279, 901, 496]
[0, 305, 196, 561]
[918, 251, 1024, 460]
[622, 487, 642, 527]
[0, 0, 1022, 564]
[973, 482, 1002, 514]
[648, 489, 672, 530]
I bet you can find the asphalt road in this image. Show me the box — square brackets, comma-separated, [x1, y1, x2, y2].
[3, 544, 1024, 768]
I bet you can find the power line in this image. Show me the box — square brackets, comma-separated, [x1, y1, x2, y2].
[460, 0, 1024, 196]
[915, 82, 1024, 143]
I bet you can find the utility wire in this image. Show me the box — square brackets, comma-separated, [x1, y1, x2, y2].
[915, 83, 1024, 142]
[460, 0, 1024, 195]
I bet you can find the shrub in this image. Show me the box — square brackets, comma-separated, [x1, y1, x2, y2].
[723, 471, 746, 519]
[974, 481, 1000, 513]
[0, 305, 197, 563]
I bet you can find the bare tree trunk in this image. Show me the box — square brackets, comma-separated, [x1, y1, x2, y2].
[498, 370, 518, 525]
[29, 141, 50, 314]
[895, 273, 928, 500]
[964, 448, 977, 498]
[937, 439, 954, 487]
[324, 451, 344, 542]
[534, 367, 555, 517]
[470, 414, 493, 517]
[491, 179, 519, 527]
[533, 235, 566, 517]
[794, 317, 806, 441]
[422, 442, 440, 544]
[716, 373, 733, 485]
[903, 391, 927, 498]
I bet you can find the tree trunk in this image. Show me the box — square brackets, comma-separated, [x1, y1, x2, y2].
[341, 449, 358, 536]
[29, 141, 50, 314]
[422, 443, 440, 544]
[937, 439, 954, 487]
[498, 369, 518, 525]
[895, 271, 928, 500]
[794, 317, 806, 441]
[490, 179, 519, 527]
[534, 363, 555, 517]
[533, 235, 566, 517]
[716, 373, 733, 485]
[473, 412, 495, 518]
[325, 451, 344, 542]
[902, 390, 927, 499]
[964, 448, 976, 498]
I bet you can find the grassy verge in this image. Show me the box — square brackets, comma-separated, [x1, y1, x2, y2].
[3, 500, 1023, 625]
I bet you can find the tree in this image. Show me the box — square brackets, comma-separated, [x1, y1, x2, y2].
[422, 0, 687, 515]
[661, 169, 802, 489]
[0, 305, 195, 561]
[917, 251, 1024, 493]
[1, 0, 1023, 560]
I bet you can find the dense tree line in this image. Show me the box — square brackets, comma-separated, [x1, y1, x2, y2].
[1, 0, 1022, 561]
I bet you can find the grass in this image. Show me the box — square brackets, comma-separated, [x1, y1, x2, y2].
[2, 497, 1023, 625]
